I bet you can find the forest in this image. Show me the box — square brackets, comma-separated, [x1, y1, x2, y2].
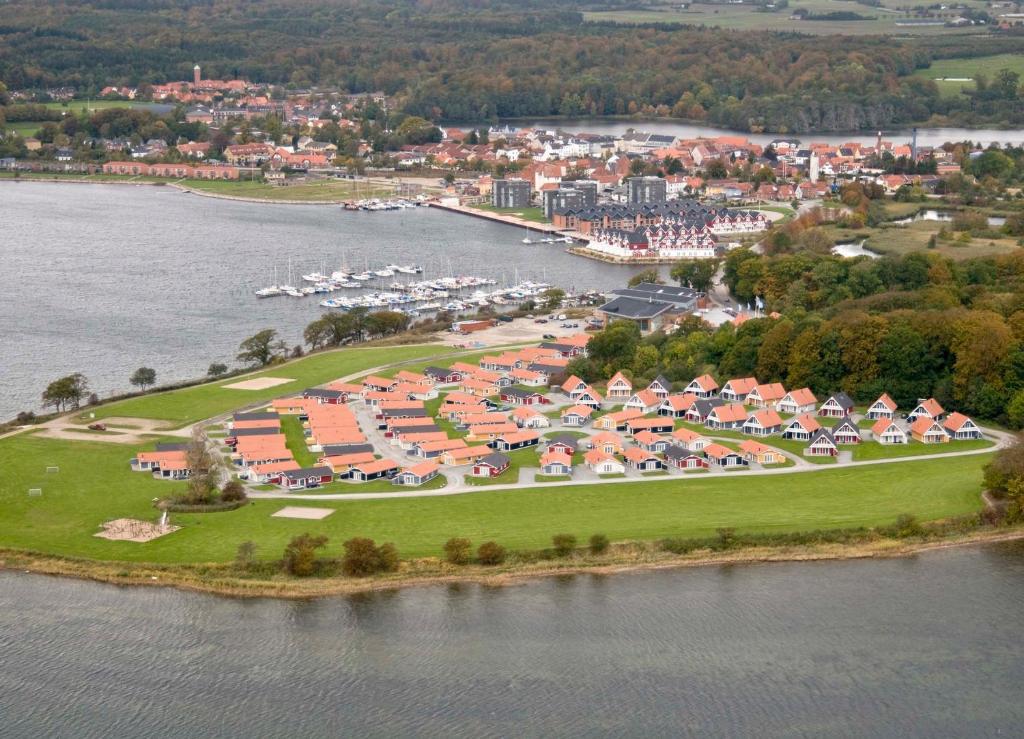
[0, 0, 1022, 132]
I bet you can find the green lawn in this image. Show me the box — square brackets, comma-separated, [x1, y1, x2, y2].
[470, 204, 549, 223]
[0, 433, 991, 564]
[463, 446, 539, 486]
[913, 54, 1024, 98]
[280, 416, 317, 467]
[75, 344, 447, 427]
[852, 438, 993, 461]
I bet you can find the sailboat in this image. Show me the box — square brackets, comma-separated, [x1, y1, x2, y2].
[255, 265, 283, 298]
[522, 224, 533, 245]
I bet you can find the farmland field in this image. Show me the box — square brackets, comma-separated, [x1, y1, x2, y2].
[913, 54, 1024, 98]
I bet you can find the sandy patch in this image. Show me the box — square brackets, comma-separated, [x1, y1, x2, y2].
[272, 506, 335, 520]
[95, 519, 180, 542]
[223, 377, 294, 391]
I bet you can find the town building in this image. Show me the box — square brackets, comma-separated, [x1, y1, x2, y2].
[491, 178, 531, 208]
[626, 176, 667, 204]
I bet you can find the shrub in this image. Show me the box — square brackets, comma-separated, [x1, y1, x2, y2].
[235, 540, 257, 568]
[477, 541, 506, 565]
[221, 479, 247, 502]
[342, 537, 400, 576]
[588, 533, 610, 554]
[15, 411, 36, 425]
[283, 533, 328, 577]
[552, 533, 577, 557]
[443, 537, 472, 565]
[881, 513, 924, 538]
[714, 527, 738, 550]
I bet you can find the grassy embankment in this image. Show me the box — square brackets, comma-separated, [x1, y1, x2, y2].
[0, 430, 992, 566]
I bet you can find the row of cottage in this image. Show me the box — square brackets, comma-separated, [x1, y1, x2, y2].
[128, 336, 983, 486]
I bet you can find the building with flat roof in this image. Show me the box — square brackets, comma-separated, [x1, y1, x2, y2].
[597, 282, 703, 334]
[492, 178, 531, 208]
[626, 176, 667, 205]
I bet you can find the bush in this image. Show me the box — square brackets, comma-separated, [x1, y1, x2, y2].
[443, 537, 472, 565]
[220, 479, 247, 502]
[881, 513, 924, 538]
[235, 540, 257, 568]
[588, 533, 610, 554]
[342, 537, 400, 576]
[15, 411, 36, 425]
[552, 533, 577, 557]
[713, 527, 738, 550]
[283, 533, 328, 577]
[477, 541, 506, 565]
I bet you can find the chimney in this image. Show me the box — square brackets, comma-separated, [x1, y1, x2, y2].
[193, 64, 201, 87]
[911, 127, 918, 162]
[876, 130, 881, 153]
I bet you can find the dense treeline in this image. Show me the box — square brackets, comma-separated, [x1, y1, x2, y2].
[0, 0, 1021, 132]
[570, 249, 1024, 427]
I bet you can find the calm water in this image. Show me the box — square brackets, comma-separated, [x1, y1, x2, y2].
[511, 118, 1024, 148]
[1, 543, 1022, 737]
[0, 182, 641, 420]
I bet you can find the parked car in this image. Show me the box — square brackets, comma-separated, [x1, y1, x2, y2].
[88, 423, 107, 431]
[534, 319, 548, 324]
[542, 333, 556, 340]
[497, 315, 513, 323]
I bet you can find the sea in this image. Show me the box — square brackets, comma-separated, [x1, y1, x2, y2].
[1, 542, 1022, 737]
[0, 181, 642, 420]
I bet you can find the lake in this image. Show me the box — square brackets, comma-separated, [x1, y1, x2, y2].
[0, 182, 643, 420]
[508, 118, 1024, 148]
[1, 542, 1023, 736]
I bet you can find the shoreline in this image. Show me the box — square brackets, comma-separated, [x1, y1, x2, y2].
[3, 526, 1021, 600]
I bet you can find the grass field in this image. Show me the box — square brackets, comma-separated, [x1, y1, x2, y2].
[583, 0, 978, 36]
[182, 178, 398, 202]
[852, 438, 993, 461]
[913, 54, 1024, 98]
[75, 344, 447, 426]
[470, 204, 549, 223]
[865, 222, 1021, 259]
[0, 433, 990, 564]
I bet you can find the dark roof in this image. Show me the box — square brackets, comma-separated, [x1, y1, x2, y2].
[810, 429, 837, 445]
[825, 392, 855, 409]
[478, 452, 510, 468]
[664, 445, 699, 461]
[233, 411, 279, 421]
[282, 466, 333, 480]
[832, 416, 858, 432]
[322, 443, 375, 457]
[690, 398, 725, 416]
[424, 366, 460, 378]
[599, 296, 673, 320]
[395, 424, 440, 434]
[502, 387, 542, 399]
[547, 434, 580, 451]
[527, 362, 563, 375]
[651, 374, 671, 389]
[615, 282, 700, 303]
[304, 388, 344, 399]
[230, 426, 280, 437]
[380, 407, 428, 418]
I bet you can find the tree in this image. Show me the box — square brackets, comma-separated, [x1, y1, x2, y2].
[670, 259, 719, 292]
[476, 541, 506, 565]
[341, 537, 400, 576]
[207, 362, 228, 378]
[443, 537, 472, 565]
[221, 479, 247, 502]
[628, 269, 661, 288]
[588, 533, 610, 554]
[283, 533, 328, 577]
[41, 373, 89, 412]
[540, 288, 566, 311]
[129, 367, 157, 391]
[551, 533, 577, 556]
[237, 329, 286, 367]
[184, 425, 221, 504]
